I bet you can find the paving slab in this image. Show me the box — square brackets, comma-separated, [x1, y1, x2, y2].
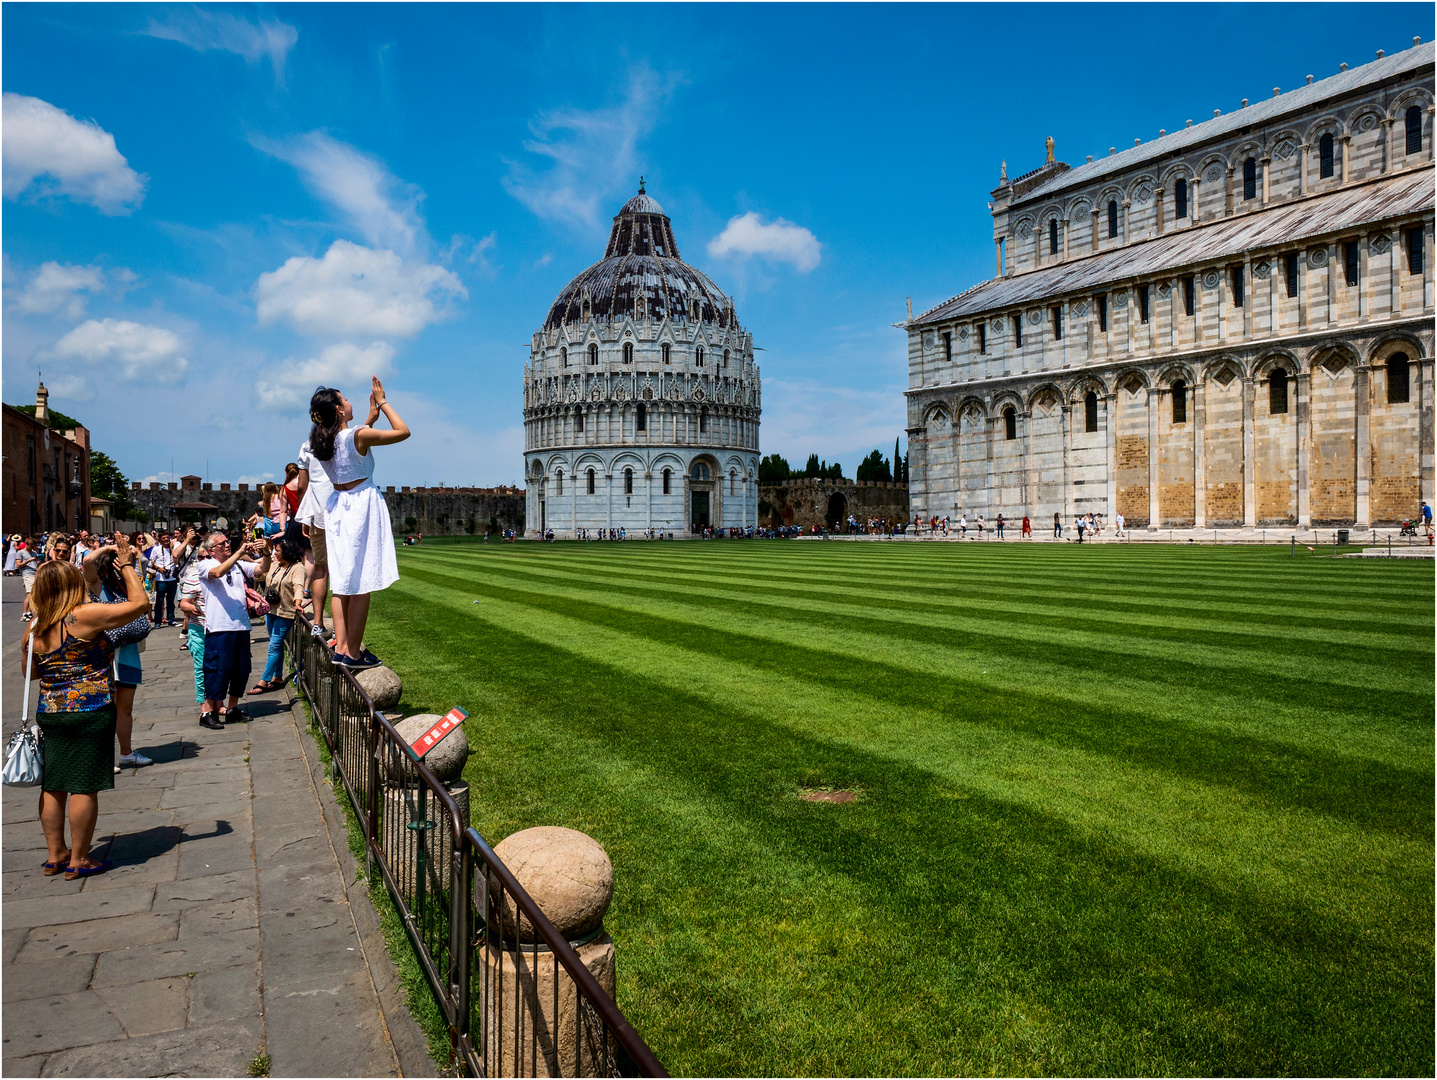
[2, 577, 426, 1076]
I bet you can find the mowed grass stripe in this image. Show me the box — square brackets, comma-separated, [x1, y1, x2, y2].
[374, 541, 1433, 1075]
[404, 560, 1430, 773]
[413, 550, 1432, 695]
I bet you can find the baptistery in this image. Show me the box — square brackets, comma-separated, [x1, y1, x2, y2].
[523, 184, 761, 536]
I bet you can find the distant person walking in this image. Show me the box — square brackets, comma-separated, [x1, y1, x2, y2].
[1021, 515, 1031, 539]
[1053, 512, 1062, 538]
[1076, 516, 1086, 543]
[308, 377, 409, 668]
[996, 513, 1005, 539]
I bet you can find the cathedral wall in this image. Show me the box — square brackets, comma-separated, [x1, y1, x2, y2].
[1203, 378, 1245, 525]
[1309, 365, 1357, 523]
[1253, 390, 1297, 524]
[1157, 390, 1195, 525]
[1114, 386, 1150, 526]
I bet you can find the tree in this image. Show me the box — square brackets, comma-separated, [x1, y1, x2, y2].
[759, 453, 792, 484]
[90, 450, 139, 519]
[803, 453, 821, 478]
[856, 449, 892, 483]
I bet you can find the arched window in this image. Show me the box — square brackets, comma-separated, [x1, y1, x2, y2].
[1269, 368, 1289, 414]
[699, 407, 708, 433]
[723, 349, 730, 368]
[1003, 406, 1017, 440]
[662, 467, 671, 494]
[636, 403, 647, 431]
[691, 461, 709, 480]
[1388, 352, 1411, 404]
[623, 342, 633, 364]
[1049, 219, 1059, 254]
[1243, 157, 1257, 200]
[555, 469, 563, 495]
[729, 470, 736, 495]
[1319, 133, 1335, 179]
[696, 346, 705, 367]
[588, 343, 598, 365]
[1175, 178, 1188, 219]
[560, 347, 568, 367]
[1406, 106, 1423, 155]
[691, 299, 701, 321]
[1172, 380, 1187, 424]
[624, 468, 633, 495]
[1084, 391, 1099, 433]
[586, 468, 596, 494]
[1107, 200, 1119, 238]
[574, 409, 584, 433]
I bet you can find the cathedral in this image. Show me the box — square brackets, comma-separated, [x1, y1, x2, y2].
[523, 186, 761, 536]
[904, 41, 1434, 529]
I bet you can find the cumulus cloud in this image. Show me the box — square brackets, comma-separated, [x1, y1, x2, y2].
[255, 341, 395, 411]
[237, 472, 277, 485]
[46, 375, 95, 403]
[51, 318, 186, 379]
[503, 66, 676, 230]
[257, 132, 425, 256]
[144, 10, 298, 81]
[11, 262, 106, 318]
[2, 94, 147, 214]
[707, 212, 822, 273]
[254, 240, 465, 338]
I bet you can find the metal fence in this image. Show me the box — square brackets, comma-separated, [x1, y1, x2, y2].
[286, 619, 667, 1078]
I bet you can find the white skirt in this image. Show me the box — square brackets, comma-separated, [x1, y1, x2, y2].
[325, 481, 399, 596]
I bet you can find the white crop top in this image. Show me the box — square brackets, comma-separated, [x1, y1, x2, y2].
[319, 428, 376, 486]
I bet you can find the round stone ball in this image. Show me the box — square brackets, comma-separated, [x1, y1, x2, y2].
[492, 826, 613, 939]
[388, 714, 469, 782]
[354, 665, 403, 711]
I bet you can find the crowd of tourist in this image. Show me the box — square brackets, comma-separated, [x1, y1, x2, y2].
[7, 375, 410, 880]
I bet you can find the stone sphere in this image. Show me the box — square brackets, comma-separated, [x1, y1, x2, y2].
[387, 714, 469, 782]
[492, 827, 613, 940]
[354, 665, 403, 711]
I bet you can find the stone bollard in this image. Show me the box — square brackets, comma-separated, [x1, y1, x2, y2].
[354, 665, 403, 711]
[381, 715, 469, 901]
[479, 827, 616, 1078]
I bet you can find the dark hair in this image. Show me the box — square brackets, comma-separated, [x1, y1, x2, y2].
[309, 388, 344, 461]
[277, 538, 303, 565]
[93, 549, 124, 597]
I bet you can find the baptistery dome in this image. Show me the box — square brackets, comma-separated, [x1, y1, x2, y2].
[523, 184, 761, 538]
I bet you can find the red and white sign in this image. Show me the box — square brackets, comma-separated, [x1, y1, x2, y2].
[411, 707, 468, 758]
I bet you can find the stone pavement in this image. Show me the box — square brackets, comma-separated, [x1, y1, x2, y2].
[1, 577, 434, 1077]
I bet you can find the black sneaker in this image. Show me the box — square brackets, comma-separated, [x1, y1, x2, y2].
[333, 652, 380, 670]
[199, 712, 224, 730]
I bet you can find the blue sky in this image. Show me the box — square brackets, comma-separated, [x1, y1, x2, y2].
[4, 2, 1429, 487]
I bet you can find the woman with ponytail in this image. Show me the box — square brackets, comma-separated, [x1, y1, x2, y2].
[308, 377, 409, 667]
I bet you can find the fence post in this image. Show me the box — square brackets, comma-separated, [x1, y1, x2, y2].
[329, 664, 341, 785]
[366, 710, 380, 876]
[450, 834, 471, 1067]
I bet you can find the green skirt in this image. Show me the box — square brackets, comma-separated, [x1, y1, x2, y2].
[37, 706, 117, 794]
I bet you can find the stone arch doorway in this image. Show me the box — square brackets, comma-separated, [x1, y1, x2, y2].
[689, 456, 719, 530]
[827, 492, 847, 529]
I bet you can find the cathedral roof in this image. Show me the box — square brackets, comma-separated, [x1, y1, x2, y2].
[544, 185, 738, 331]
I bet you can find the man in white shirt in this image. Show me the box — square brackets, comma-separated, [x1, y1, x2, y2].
[295, 439, 335, 639]
[148, 530, 178, 625]
[197, 532, 262, 728]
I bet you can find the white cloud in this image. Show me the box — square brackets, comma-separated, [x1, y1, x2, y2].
[2, 94, 147, 214]
[144, 10, 298, 81]
[255, 341, 396, 412]
[47, 374, 95, 403]
[51, 318, 186, 380]
[258, 132, 425, 256]
[11, 262, 106, 318]
[762, 378, 906, 473]
[707, 212, 822, 273]
[237, 473, 277, 485]
[254, 240, 465, 338]
[503, 66, 675, 230]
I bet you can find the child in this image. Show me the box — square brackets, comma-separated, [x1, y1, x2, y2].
[307, 376, 410, 668]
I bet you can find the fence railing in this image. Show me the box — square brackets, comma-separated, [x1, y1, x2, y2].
[286, 619, 667, 1078]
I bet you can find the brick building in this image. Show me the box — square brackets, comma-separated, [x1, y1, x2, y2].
[1, 382, 92, 536]
[904, 41, 1434, 529]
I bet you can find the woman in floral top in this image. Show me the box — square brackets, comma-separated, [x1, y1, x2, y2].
[21, 536, 151, 879]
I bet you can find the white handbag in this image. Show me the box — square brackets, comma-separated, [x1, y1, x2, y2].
[3, 632, 42, 787]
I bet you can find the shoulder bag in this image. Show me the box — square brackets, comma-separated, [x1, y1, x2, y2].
[245, 584, 271, 618]
[99, 583, 153, 647]
[3, 633, 43, 787]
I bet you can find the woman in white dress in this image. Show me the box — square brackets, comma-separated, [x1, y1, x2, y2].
[307, 376, 410, 668]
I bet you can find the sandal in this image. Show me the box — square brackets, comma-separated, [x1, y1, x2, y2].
[43, 857, 71, 876]
[63, 860, 113, 880]
[247, 682, 274, 695]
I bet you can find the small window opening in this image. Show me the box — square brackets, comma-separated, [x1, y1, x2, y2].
[691, 299, 701, 321]
[636, 403, 647, 431]
[1175, 178, 1188, 219]
[1388, 353, 1411, 403]
[1320, 133, 1335, 179]
[1139, 285, 1150, 324]
[662, 343, 671, 364]
[560, 347, 568, 367]
[555, 470, 563, 495]
[588, 343, 598, 365]
[699, 407, 708, 433]
[942, 332, 952, 361]
[1049, 219, 1059, 255]
[1013, 315, 1023, 348]
[1183, 276, 1195, 316]
[1243, 157, 1257, 200]
[729, 470, 736, 495]
[624, 468, 633, 495]
[1096, 294, 1108, 332]
[1407, 227, 1425, 275]
[587, 468, 596, 494]
[1051, 305, 1063, 340]
[662, 468, 672, 494]
[696, 346, 705, 367]
[977, 323, 987, 354]
[1084, 391, 1099, 433]
[623, 342, 633, 363]
[1107, 200, 1119, 238]
[1003, 406, 1017, 441]
[1344, 241, 1359, 287]
[1406, 106, 1422, 155]
[1285, 252, 1299, 298]
[1231, 265, 1245, 308]
[574, 410, 584, 433]
[1172, 380, 1187, 424]
[723, 348, 730, 368]
[1269, 368, 1289, 414]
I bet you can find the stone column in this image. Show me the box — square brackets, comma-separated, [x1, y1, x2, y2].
[1354, 363, 1372, 527]
[1091, 209, 1100, 252]
[1105, 393, 1118, 522]
[1006, 233, 1015, 277]
[1193, 379, 1207, 528]
[605, 471, 612, 531]
[1260, 156, 1271, 204]
[1061, 403, 1074, 524]
[995, 239, 1002, 277]
[1425, 221, 1434, 311]
[1359, 233, 1370, 322]
[1242, 254, 1253, 338]
[1155, 187, 1165, 235]
[1296, 369, 1312, 527]
[1327, 241, 1339, 325]
[1390, 228, 1403, 316]
[1147, 386, 1160, 528]
[1023, 411, 1034, 516]
[1170, 278, 1181, 350]
[1242, 376, 1256, 527]
[1421, 358, 1435, 504]
[1225, 167, 1235, 216]
[1061, 217, 1070, 260]
[1121, 199, 1131, 243]
[1190, 178, 1202, 224]
[1215, 271, 1227, 342]
[1298, 143, 1309, 195]
[1381, 117, 1395, 172]
[646, 468, 653, 532]
[1340, 134, 1351, 184]
[1298, 249, 1309, 330]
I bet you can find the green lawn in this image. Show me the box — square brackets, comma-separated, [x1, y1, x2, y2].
[368, 538, 1434, 1076]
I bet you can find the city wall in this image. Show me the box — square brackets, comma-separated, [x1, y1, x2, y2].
[758, 479, 910, 530]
